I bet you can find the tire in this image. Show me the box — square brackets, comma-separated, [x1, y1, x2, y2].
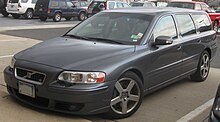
[24, 9, 33, 19]
[213, 21, 219, 34]
[53, 12, 62, 22]
[65, 17, 72, 21]
[12, 14, 20, 19]
[106, 71, 143, 119]
[2, 10, 9, 17]
[40, 17, 47, 21]
[190, 50, 210, 82]
[78, 12, 86, 21]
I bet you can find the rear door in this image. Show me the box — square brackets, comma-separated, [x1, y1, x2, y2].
[35, 0, 49, 14]
[175, 14, 202, 73]
[60, 0, 68, 16]
[148, 15, 183, 89]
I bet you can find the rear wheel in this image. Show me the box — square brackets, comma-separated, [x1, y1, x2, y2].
[190, 50, 210, 82]
[214, 21, 219, 33]
[106, 72, 143, 119]
[24, 9, 33, 19]
[12, 14, 20, 19]
[53, 12, 62, 22]
[40, 17, 47, 21]
[78, 12, 86, 21]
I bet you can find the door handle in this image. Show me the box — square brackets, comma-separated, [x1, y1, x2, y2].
[177, 46, 181, 50]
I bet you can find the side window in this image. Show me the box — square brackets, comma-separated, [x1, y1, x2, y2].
[108, 2, 115, 9]
[50, 0, 59, 8]
[60, 0, 67, 7]
[154, 16, 177, 40]
[21, 0, 28, 3]
[201, 3, 208, 10]
[192, 14, 212, 32]
[122, 3, 130, 7]
[195, 3, 201, 10]
[175, 14, 196, 37]
[117, 2, 123, 8]
[67, 1, 73, 7]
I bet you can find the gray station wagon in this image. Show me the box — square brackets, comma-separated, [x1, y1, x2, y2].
[4, 8, 217, 118]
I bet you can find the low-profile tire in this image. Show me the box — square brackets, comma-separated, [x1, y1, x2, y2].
[65, 17, 72, 21]
[190, 50, 210, 82]
[2, 10, 9, 17]
[214, 21, 219, 34]
[53, 12, 62, 22]
[40, 17, 47, 21]
[106, 71, 143, 119]
[78, 12, 86, 21]
[24, 9, 33, 19]
[12, 14, 20, 19]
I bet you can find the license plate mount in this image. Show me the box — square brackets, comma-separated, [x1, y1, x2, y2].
[18, 81, 35, 98]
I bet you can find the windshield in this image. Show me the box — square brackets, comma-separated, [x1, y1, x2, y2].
[67, 12, 153, 45]
[167, 2, 194, 9]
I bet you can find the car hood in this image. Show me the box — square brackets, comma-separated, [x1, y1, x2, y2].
[15, 37, 135, 70]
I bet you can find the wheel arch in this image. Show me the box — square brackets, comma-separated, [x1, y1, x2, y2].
[120, 68, 144, 85]
[205, 48, 212, 59]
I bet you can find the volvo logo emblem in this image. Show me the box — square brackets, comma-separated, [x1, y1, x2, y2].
[23, 72, 35, 79]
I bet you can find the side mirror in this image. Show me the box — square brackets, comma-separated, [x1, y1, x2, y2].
[153, 36, 173, 46]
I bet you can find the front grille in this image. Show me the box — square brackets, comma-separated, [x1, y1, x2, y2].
[15, 67, 46, 85]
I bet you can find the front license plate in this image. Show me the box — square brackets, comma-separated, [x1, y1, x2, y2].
[19, 81, 35, 98]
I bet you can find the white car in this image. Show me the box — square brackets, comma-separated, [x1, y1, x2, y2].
[6, 0, 37, 19]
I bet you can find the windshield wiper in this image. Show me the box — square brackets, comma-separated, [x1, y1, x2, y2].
[64, 34, 89, 40]
[86, 37, 124, 44]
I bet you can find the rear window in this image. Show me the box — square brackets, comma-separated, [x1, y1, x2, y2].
[9, 0, 19, 3]
[192, 14, 211, 32]
[130, 2, 144, 7]
[167, 2, 194, 9]
[50, 0, 59, 7]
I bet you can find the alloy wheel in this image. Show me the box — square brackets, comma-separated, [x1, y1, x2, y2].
[110, 78, 140, 114]
[200, 53, 210, 78]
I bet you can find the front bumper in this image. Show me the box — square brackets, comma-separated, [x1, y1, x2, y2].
[4, 66, 115, 115]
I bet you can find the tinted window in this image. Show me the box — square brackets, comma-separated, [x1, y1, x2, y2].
[122, 3, 130, 7]
[144, 3, 153, 7]
[21, 0, 28, 3]
[67, 1, 73, 7]
[192, 14, 211, 32]
[108, 2, 115, 9]
[60, 0, 67, 7]
[154, 16, 177, 39]
[176, 14, 196, 36]
[117, 3, 123, 8]
[195, 3, 201, 10]
[50, 0, 59, 7]
[167, 2, 194, 9]
[9, 0, 19, 3]
[67, 13, 153, 44]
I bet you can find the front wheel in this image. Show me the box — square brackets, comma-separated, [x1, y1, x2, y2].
[190, 51, 210, 82]
[214, 21, 219, 33]
[24, 9, 33, 19]
[106, 72, 143, 119]
[78, 12, 86, 21]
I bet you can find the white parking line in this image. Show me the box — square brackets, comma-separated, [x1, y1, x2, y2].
[176, 98, 214, 122]
[0, 55, 13, 59]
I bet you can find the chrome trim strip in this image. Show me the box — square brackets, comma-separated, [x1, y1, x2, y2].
[15, 67, 46, 85]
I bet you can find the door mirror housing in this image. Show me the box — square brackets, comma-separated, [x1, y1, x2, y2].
[153, 36, 173, 46]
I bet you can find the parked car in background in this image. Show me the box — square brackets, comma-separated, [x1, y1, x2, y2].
[0, 0, 9, 17]
[35, 0, 87, 22]
[72, 1, 90, 9]
[130, 1, 155, 7]
[87, 0, 130, 17]
[167, 1, 220, 33]
[150, 0, 167, 7]
[6, 0, 37, 19]
[4, 8, 217, 119]
[209, 85, 220, 122]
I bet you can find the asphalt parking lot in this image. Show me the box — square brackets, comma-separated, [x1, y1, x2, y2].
[0, 16, 220, 122]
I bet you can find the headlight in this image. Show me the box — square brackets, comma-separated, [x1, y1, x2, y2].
[58, 71, 105, 84]
[10, 57, 16, 69]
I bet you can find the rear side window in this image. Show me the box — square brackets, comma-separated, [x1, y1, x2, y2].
[50, 0, 59, 8]
[108, 2, 115, 9]
[195, 3, 201, 10]
[176, 14, 196, 37]
[122, 3, 129, 7]
[192, 14, 211, 32]
[154, 16, 177, 39]
[60, 0, 67, 7]
[117, 2, 123, 8]
[201, 3, 208, 10]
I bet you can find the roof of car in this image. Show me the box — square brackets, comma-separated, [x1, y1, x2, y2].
[104, 7, 206, 15]
[169, 1, 205, 4]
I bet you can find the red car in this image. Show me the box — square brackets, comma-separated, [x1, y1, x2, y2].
[167, 1, 220, 32]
